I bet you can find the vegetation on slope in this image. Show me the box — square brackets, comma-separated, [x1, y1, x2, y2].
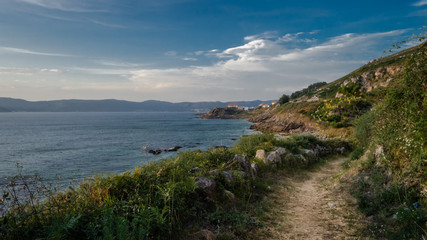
[346, 43, 427, 239]
[0, 134, 348, 239]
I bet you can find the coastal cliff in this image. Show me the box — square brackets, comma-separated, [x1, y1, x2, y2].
[199, 107, 249, 119]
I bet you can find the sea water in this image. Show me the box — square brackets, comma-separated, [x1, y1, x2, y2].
[0, 112, 253, 186]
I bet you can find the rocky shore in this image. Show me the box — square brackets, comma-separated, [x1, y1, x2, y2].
[198, 107, 246, 119]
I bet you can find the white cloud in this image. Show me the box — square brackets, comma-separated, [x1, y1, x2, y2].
[0, 67, 62, 75]
[40, 68, 61, 73]
[120, 29, 408, 101]
[17, 0, 105, 12]
[0, 46, 71, 57]
[89, 19, 127, 29]
[244, 31, 278, 41]
[182, 57, 197, 61]
[2, 29, 410, 102]
[164, 51, 177, 57]
[413, 0, 427, 6]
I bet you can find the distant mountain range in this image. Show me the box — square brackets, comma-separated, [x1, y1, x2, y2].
[0, 97, 275, 113]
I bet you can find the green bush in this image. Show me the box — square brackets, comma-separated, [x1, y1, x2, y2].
[0, 132, 351, 239]
[351, 43, 427, 239]
[232, 133, 275, 157]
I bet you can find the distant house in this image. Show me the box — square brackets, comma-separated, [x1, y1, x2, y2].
[258, 103, 269, 108]
[271, 101, 277, 105]
[227, 104, 239, 108]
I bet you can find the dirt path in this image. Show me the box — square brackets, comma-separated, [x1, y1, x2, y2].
[255, 157, 365, 239]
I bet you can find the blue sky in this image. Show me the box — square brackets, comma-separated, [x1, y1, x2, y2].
[0, 0, 426, 102]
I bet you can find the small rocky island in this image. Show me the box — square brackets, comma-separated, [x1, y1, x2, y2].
[198, 107, 247, 119]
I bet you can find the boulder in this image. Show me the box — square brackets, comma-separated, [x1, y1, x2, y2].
[190, 167, 201, 174]
[223, 190, 235, 200]
[209, 169, 233, 182]
[222, 171, 234, 182]
[148, 149, 162, 155]
[232, 170, 247, 179]
[195, 177, 216, 200]
[164, 146, 182, 152]
[300, 149, 318, 162]
[233, 155, 255, 179]
[335, 147, 346, 155]
[295, 154, 307, 165]
[251, 163, 259, 177]
[374, 145, 384, 160]
[274, 147, 288, 156]
[300, 149, 314, 155]
[265, 151, 282, 166]
[194, 229, 216, 240]
[255, 149, 266, 160]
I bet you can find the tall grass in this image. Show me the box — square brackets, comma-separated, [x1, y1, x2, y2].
[350, 45, 427, 239]
[0, 133, 346, 239]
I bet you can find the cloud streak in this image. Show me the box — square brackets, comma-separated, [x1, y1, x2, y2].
[1, 29, 410, 102]
[413, 0, 427, 6]
[17, 0, 106, 12]
[0, 46, 71, 57]
[123, 29, 408, 101]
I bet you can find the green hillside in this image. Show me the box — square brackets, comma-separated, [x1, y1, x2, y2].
[251, 41, 427, 239]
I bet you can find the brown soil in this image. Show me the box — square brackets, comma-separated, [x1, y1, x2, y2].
[253, 157, 366, 239]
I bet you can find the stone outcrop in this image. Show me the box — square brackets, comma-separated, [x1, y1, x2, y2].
[249, 112, 319, 134]
[336, 65, 403, 98]
[209, 169, 234, 183]
[255, 150, 266, 160]
[199, 107, 243, 119]
[233, 155, 255, 179]
[193, 229, 216, 240]
[265, 151, 282, 165]
[195, 177, 216, 200]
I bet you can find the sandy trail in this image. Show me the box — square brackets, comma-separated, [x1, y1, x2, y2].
[256, 158, 364, 239]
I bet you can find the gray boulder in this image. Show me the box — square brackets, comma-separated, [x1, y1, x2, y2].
[251, 163, 259, 177]
[195, 177, 216, 200]
[233, 155, 255, 179]
[274, 147, 288, 156]
[335, 147, 346, 155]
[209, 169, 233, 182]
[194, 229, 216, 240]
[295, 154, 307, 165]
[265, 151, 282, 166]
[300, 149, 314, 155]
[255, 149, 266, 160]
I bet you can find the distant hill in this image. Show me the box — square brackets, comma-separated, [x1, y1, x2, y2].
[0, 98, 274, 113]
[0, 106, 11, 112]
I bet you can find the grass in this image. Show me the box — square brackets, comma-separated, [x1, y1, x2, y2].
[0, 133, 349, 239]
[345, 45, 427, 239]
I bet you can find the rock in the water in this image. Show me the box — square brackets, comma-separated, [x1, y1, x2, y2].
[233, 155, 255, 179]
[214, 146, 228, 149]
[164, 146, 182, 152]
[148, 149, 162, 155]
[265, 151, 282, 165]
[255, 149, 266, 160]
[195, 177, 216, 200]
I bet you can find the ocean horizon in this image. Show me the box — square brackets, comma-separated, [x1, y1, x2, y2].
[0, 112, 253, 187]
